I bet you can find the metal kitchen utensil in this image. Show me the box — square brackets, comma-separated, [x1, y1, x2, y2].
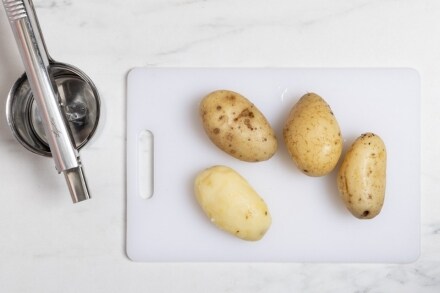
[3, 0, 100, 203]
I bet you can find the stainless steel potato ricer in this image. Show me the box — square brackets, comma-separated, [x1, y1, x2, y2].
[2, 0, 100, 203]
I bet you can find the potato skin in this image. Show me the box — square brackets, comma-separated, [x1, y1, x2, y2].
[337, 133, 387, 219]
[194, 165, 272, 241]
[200, 90, 277, 162]
[283, 93, 343, 176]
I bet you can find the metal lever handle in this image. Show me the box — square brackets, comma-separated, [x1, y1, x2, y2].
[3, 0, 90, 202]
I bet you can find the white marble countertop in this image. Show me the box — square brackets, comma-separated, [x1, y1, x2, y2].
[0, 0, 439, 292]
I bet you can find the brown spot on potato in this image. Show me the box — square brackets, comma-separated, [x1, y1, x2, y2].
[234, 108, 255, 123]
[213, 128, 220, 135]
[244, 118, 253, 130]
[216, 105, 222, 111]
[362, 210, 370, 217]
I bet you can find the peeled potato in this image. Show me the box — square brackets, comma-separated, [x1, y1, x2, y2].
[194, 165, 271, 241]
[337, 133, 387, 219]
[200, 90, 277, 162]
[283, 93, 343, 176]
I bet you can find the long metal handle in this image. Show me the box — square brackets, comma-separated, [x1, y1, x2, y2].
[3, 0, 90, 202]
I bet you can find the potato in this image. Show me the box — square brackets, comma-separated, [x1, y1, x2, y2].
[337, 133, 387, 219]
[194, 165, 271, 241]
[283, 93, 343, 176]
[200, 90, 277, 162]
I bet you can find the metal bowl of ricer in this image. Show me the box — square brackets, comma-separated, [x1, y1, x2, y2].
[6, 62, 100, 157]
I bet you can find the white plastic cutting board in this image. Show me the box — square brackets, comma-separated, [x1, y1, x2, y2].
[126, 68, 420, 262]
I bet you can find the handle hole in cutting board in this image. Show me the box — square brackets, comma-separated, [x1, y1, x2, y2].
[138, 130, 154, 199]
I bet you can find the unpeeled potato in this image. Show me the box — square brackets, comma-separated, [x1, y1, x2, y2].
[283, 93, 343, 176]
[337, 133, 387, 219]
[200, 90, 277, 162]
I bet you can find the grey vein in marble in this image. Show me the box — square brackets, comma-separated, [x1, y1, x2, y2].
[34, 0, 72, 9]
[156, 27, 246, 56]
